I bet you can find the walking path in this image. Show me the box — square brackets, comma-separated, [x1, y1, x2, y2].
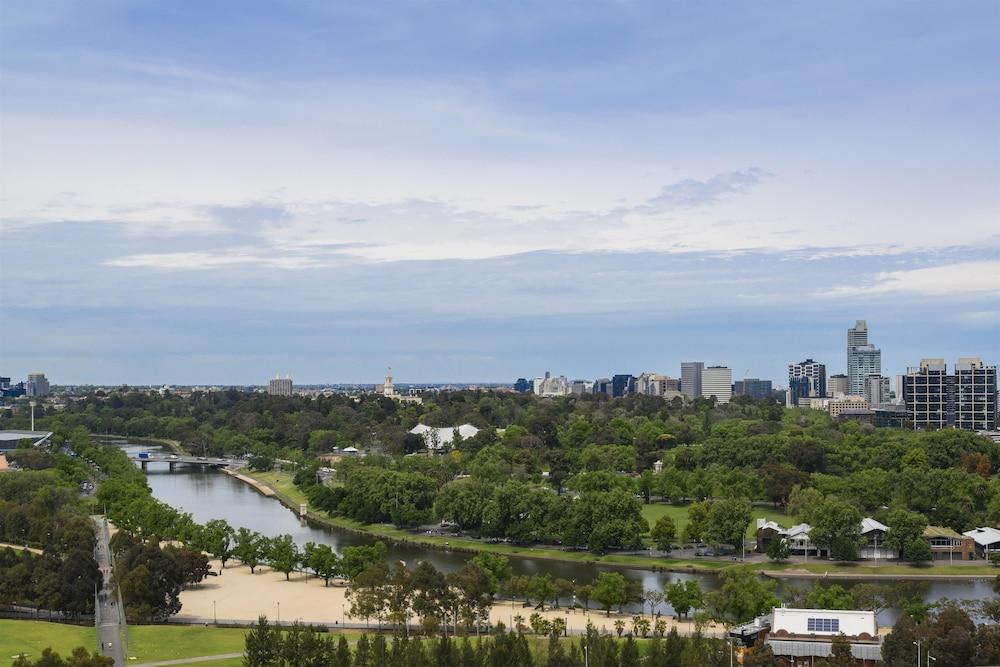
[92, 516, 126, 667]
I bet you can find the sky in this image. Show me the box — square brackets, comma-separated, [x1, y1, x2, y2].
[1, 1, 998, 385]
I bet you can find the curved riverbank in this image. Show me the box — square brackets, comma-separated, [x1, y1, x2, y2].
[234, 469, 1000, 581]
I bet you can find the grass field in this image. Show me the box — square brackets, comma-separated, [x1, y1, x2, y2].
[0, 621, 95, 662]
[124, 625, 250, 663]
[640, 503, 800, 539]
[243, 469, 310, 506]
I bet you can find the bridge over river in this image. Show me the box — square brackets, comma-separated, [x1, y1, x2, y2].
[128, 453, 244, 472]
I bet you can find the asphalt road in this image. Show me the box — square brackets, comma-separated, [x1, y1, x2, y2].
[92, 516, 125, 667]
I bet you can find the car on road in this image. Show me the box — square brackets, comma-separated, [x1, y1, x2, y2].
[169, 454, 179, 460]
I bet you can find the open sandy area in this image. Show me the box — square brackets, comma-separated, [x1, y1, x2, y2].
[177, 559, 725, 637]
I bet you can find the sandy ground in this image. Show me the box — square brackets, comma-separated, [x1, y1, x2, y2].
[178, 560, 725, 637]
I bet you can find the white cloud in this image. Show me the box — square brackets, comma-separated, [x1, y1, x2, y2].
[104, 250, 321, 270]
[827, 261, 1000, 297]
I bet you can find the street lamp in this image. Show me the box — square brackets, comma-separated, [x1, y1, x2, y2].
[276, 601, 280, 626]
[928, 654, 936, 666]
[29, 401, 37, 432]
[913, 640, 921, 665]
[213, 600, 217, 625]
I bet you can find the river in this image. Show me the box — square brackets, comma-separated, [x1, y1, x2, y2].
[122, 442, 997, 623]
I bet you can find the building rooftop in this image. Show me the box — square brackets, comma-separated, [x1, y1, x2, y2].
[923, 525, 964, 540]
[963, 527, 1000, 547]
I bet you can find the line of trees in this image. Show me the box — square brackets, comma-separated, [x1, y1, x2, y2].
[243, 618, 735, 667]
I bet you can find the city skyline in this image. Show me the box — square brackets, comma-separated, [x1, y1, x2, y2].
[2, 2, 998, 384]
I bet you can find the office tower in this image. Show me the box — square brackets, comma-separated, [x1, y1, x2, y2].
[701, 366, 733, 404]
[955, 358, 997, 431]
[534, 373, 570, 396]
[611, 374, 636, 398]
[904, 359, 952, 429]
[25, 372, 50, 397]
[788, 359, 827, 399]
[848, 320, 881, 395]
[787, 377, 811, 407]
[734, 378, 773, 400]
[681, 362, 704, 400]
[570, 380, 594, 395]
[593, 378, 612, 396]
[267, 375, 293, 396]
[828, 374, 849, 398]
[864, 375, 891, 406]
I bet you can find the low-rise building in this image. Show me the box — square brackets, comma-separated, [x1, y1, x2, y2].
[962, 527, 1000, 560]
[859, 518, 895, 560]
[923, 525, 975, 561]
[767, 608, 882, 665]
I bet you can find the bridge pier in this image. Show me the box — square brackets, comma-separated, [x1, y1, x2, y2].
[168, 461, 176, 472]
[140, 460, 148, 472]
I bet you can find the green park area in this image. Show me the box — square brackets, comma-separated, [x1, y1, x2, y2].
[0, 621, 95, 664]
[639, 503, 800, 541]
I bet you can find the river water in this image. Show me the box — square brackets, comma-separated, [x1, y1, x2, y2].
[122, 442, 997, 623]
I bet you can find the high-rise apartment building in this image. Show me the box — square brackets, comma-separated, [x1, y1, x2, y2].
[955, 358, 997, 431]
[701, 366, 732, 404]
[681, 362, 704, 400]
[25, 372, 50, 397]
[903, 358, 996, 431]
[267, 375, 293, 396]
[847, 320, 881, 395]
[828, 374, 849, 398]
[788, 359, 826, 400]
[864, 375, 891, 406]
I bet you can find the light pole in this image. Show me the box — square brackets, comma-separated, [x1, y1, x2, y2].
[276, 601, 280, 626]
[29, 401, 37, 432]
[928, 653, 936, 666]
[213, 600, 217, 625]
[913, 639, 921, 666]
[583, 644, 589, 667]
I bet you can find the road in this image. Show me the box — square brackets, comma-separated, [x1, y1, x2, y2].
[92, 516, 125, 667]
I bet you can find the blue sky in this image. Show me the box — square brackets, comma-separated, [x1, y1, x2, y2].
[1, 1, 998, 385]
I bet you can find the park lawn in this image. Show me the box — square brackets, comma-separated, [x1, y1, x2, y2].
[640, 503, 800, 539]
[245, 470, 310, 507]
[124, 625, 249, 663]
[0, 620, 96, 662]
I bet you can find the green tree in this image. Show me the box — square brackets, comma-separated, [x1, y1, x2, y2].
[304, 542, 341, 586]
[809, 498, 863, 561]
[766, 537, 790, 562]
[651, 515, 677, 551]
[905, 537, 933, 563]
[234, 528, 266, 573]
[593, 572, 627, 616]
[827, 634, 855, 667]
[266, 535, 301, 581]
[882, 509, 928, 561]
[200, 519, 235, 568]
[707, 568, 778, 624]
[683, 500, 710, 543]
[471, 552, 512, 595]
[664, 580, 703, 620]
[805, 584, 852, 610]
[704, 497, 752, 552]
[244, 616, 281, 667]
